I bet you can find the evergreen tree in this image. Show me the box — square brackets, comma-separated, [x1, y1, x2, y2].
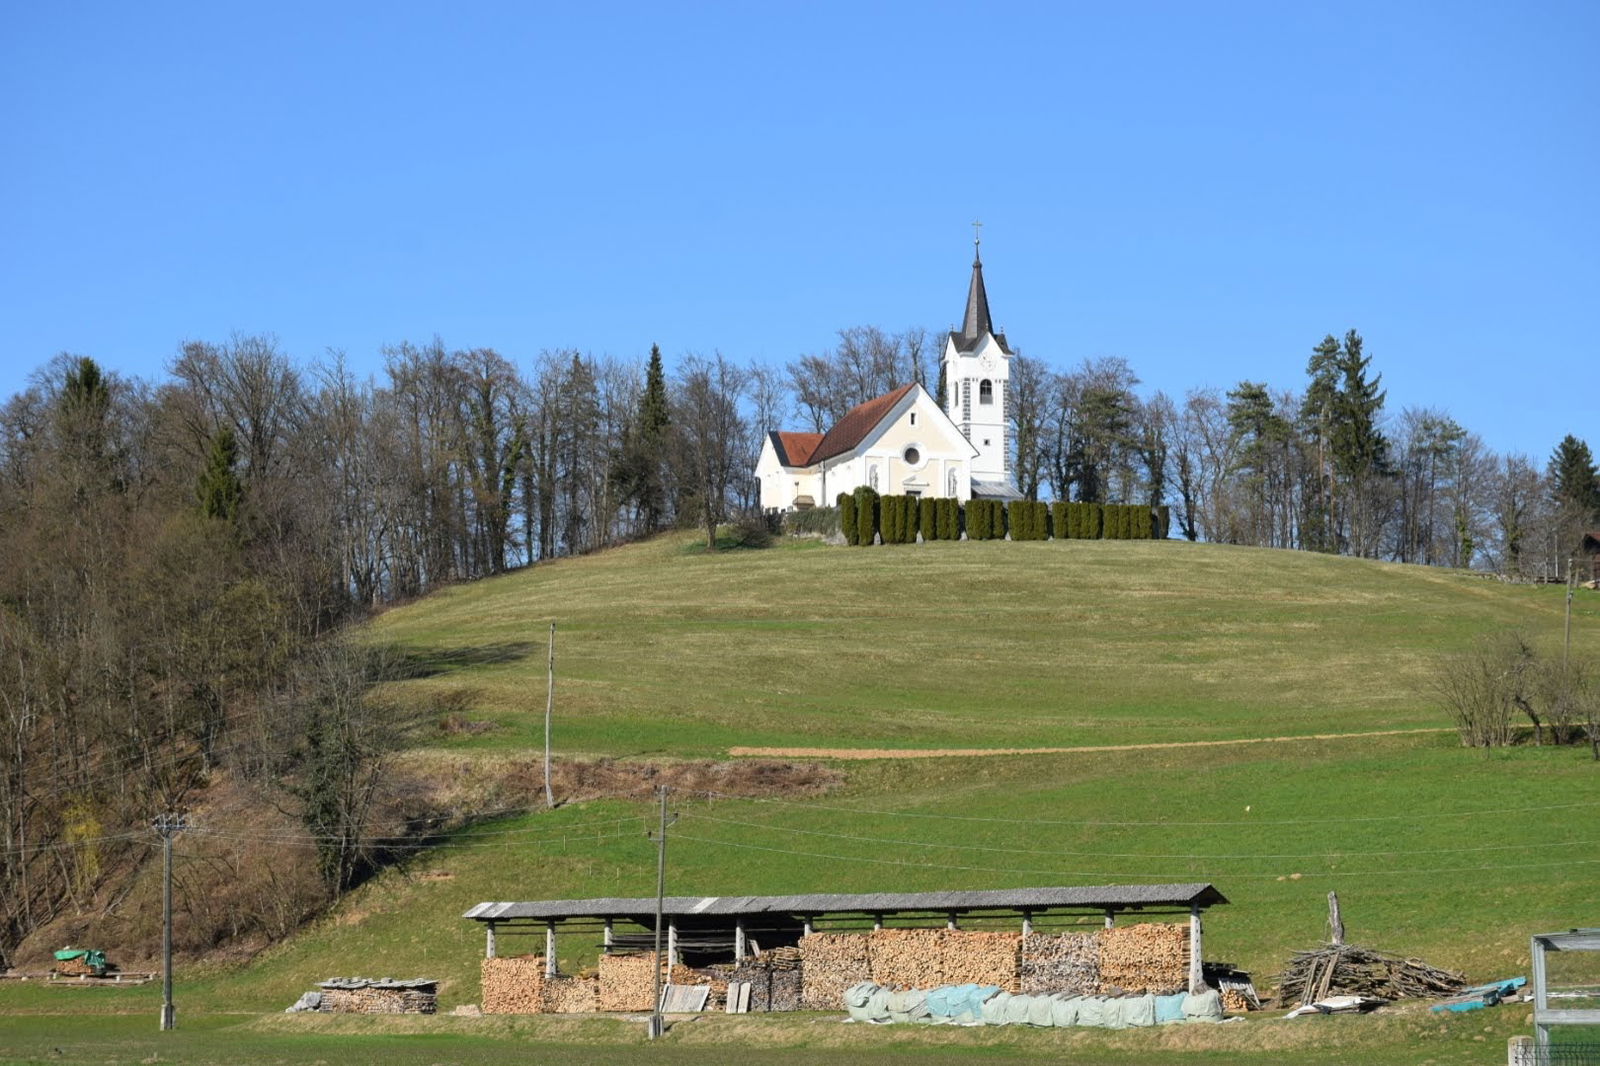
[1548, 434, 1600, 520]
[1329, 330, 1390, 556]
[1300, 334, 1341, 552]
[196, 426, 244, 525]
[616, 344, 673, 533]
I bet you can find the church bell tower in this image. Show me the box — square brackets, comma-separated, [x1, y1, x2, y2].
[942, 226, 1013, 484]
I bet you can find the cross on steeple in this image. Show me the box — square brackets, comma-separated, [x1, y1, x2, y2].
[971, 219, 983, 255]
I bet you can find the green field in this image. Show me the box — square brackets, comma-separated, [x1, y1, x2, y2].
[371, 534, 1594, 754]
[4, 533, 1596, 1063]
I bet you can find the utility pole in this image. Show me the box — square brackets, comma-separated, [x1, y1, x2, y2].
[153, 812, 189, 1031]
[1565, 559, 1576, 670]
[647, 785, 674, 1039]
[544, 621, 556, 809]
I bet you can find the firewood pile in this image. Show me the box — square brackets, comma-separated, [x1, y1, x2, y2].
[596, 953, 657, 1011]
[482, 957, 548, 1014]
[867, 929, 944, 988]
[1276, 945, 1467, 1005]
[52, 956, 99, 976]
[1220, 987, 1255, 1013]
[318, 979, 438, 1015]
[1097, 923, 1189, 995]
[1021, 931, 1101, 995]
[798, 933, 871, 1009]
[940, 931, 1021, 991]
[543, 973, 598, 1013]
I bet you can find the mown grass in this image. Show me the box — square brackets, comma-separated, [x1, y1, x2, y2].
[372, 534, 1596, 756]
[0, 1001, 1541, 1065]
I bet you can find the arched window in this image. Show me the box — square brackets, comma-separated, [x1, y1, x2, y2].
[979, 380, 993, 405]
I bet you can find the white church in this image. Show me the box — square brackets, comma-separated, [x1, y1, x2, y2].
[757, 239, 1024, 511]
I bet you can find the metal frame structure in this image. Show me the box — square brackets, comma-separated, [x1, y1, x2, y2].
[1531, 928, 1600, 1049]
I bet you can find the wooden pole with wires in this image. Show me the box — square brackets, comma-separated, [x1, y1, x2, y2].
[648, 785, 672, 1039]
[544, 621, 556, 809]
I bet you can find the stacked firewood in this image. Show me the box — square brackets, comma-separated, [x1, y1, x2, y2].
[868, 929, 945, 988]
[481, 957, 548, 1014]
[1220, 987, 1255, 1013]
[320, 984, 438, 1014]
[1021, 931, 1102, 995]
[543, 974, 598, 1013]
[597, 953, 657, 1012]
[1097, 923, 1189, 995]
[798, 933, 871, 1009]
[1276, 945, 1466, 1005]
[941, 931, 1021, 992]
[52, 956, 98, 976]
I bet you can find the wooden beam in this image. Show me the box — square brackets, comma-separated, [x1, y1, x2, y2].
[1104, 910, 1116, 929]
[485, 922, 498, 960]
[603, 918, 614, 951]
[1021, 911, 1033, 936]
[545, 921, 557, 976]
[735, 918, 746, 962]
[946, 912, 959, 931]
[667, 919, 679, 966]
[873, 913, 884, 932]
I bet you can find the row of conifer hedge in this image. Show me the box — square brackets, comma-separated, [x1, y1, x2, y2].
[835, 490, 1170, 545]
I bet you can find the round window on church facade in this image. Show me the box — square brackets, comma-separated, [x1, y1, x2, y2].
[903, 446, 921, 466]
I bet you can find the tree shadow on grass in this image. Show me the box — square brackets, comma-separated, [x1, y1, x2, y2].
[398, 641, 539, 679]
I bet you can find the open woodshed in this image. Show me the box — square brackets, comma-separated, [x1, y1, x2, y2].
[464, 883, 1227, 1014]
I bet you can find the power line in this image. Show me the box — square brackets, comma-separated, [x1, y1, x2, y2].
[672, 832, 1600, 881]
[687, 788, 1600, 827]
[678, 811, 1600, 861]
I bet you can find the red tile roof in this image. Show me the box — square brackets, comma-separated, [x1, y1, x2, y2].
[770, 431, 824, 467]
[808, 383, 916, 465]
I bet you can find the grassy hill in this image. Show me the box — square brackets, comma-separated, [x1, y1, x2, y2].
[8, 533, 1598, 1064]
[374, 533, 1592, 755]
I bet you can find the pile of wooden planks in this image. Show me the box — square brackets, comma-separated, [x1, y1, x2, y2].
[1021, 931, 1101, 995]
[1098, 923, 1189, 995]
[1276, 945, 1467, 1006]
[481, 957, 547, 1014]
[798, 933, 872, 1009]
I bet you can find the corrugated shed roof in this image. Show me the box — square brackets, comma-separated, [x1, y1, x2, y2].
[463, 883, 1226, 922]
[807, 383, 916, 465]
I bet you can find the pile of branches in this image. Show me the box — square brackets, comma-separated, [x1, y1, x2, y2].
[1277, 944, 1467, 1005]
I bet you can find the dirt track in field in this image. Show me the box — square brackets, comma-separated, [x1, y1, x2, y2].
[728, 727, 1454, 761]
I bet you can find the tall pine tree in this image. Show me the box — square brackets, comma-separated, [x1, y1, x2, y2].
[1549, 434, 1600, 520]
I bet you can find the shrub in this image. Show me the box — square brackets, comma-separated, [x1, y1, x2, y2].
[1155, 505, 1171, 540]
[919, 497, 937, 541]
[968, 499, 992, 540]
[853, 486, 879, 545]
[838, 492, 856, 544]
[1085, 503, 1103, 539]
[785, 506, 839, 537]
[883, 495, 911, 545]
[1052, 501, 1068, 540]
[941, 498, 960, 541]
[1008, 500, 1028, 540]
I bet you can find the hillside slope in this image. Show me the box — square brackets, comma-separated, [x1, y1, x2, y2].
[374, 534, 1594, 756]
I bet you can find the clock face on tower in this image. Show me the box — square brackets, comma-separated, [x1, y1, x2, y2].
[979, 352, 996, 372]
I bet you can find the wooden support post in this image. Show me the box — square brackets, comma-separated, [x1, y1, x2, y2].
[946, 912, 959, 931]
[667, 919, 679, 967]
[1327, 891, 1344, 945]
[803, 917, 814, 937]
[1104, 910, 1116, 929]
[603, 918, 614, 951]
[872, 914, 884, 932]
[546, 921, 558, 976]
[1189, 905, 1204, 994]
[735, 918, 746, 962]
[486, 922, 498, 959]
[1021, 911, 1033, 936]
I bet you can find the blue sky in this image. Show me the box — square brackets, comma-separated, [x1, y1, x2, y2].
[3, 2, 1594, 461]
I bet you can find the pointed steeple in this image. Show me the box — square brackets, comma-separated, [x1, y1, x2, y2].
[960, 242, 993, 344]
